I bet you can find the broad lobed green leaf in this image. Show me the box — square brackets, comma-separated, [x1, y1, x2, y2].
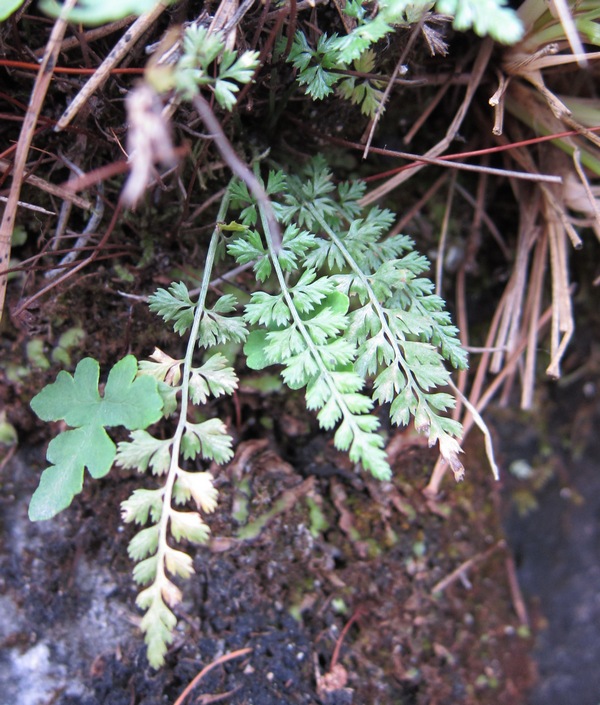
[29, 357, 163, 521]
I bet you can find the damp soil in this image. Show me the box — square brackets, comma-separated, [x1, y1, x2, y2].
[3, 368, 600, 705]
[0, 415, 538, 705]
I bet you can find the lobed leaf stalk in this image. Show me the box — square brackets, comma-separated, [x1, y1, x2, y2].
[153, 191, 231, 598]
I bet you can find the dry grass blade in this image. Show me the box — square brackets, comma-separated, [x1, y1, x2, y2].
[545, 197, 574, 379]
[424, 300, 556, 498]
[121, 83, 177, 207]
[344, 139, 563, 183]
[362, 13, 425, 158]
[571, 148, 600, 241]
[448, 379, 500, 482]
[0, 197, 55, 216]
[0, 0, 78, 323]
[489, 179, 540, 377]
[422, 0, 600, 496]
[360, 39, 494, 206]
[520, 227, 547, 409]
[431, 540, 505, 594]
[32, 15, 135, 57]
[488, 0, 599, 385]
[0, 158, 93, 211]
[54, 0, 169, 132]
[550, 0, 586, 66]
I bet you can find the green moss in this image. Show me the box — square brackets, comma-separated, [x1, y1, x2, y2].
[305, 496, 329, 538]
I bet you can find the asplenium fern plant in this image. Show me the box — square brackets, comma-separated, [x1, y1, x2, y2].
[25, 2, 480, 669]
[122, 156, 467, 666]
[29, 158, 467, 667]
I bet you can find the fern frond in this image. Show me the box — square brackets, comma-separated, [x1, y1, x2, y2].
[231, 158, 467, 477]
[118, 194, 239, 668]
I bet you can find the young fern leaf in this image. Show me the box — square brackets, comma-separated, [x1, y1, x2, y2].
[287, 0, 523, 110]
[151, 24, 260, 109]
[118, 193, 242, 668]
[336, 50, 385, 118]
[288, 32, 345, 100]
[149, 282, 195, 336]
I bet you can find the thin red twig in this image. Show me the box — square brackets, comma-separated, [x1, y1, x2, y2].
[172, 648, 252, 705]
[0, 59, 144, 75]
[330, 606, 366, 670]
[308, 124, 600, 184]
[10, 201, 123, 319]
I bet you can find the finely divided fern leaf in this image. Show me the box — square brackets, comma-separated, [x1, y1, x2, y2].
[118, 204, 240, 668]
[286, 0, 523, 110]
[229, 158, 468, 480]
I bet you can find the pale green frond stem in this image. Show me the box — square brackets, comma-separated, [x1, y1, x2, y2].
[152, 191, 232, 591]
[256, 200, 368, 444]
[304, 201, 426, 403]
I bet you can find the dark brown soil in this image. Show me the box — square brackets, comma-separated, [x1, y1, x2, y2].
[4, 360, 600, 705]
[1, 408, 538, 705]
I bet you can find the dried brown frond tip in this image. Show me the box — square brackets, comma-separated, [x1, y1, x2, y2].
[122, 83, 177, 207]
[420, 13, 451, 57]
[439, 435, 465, 482]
